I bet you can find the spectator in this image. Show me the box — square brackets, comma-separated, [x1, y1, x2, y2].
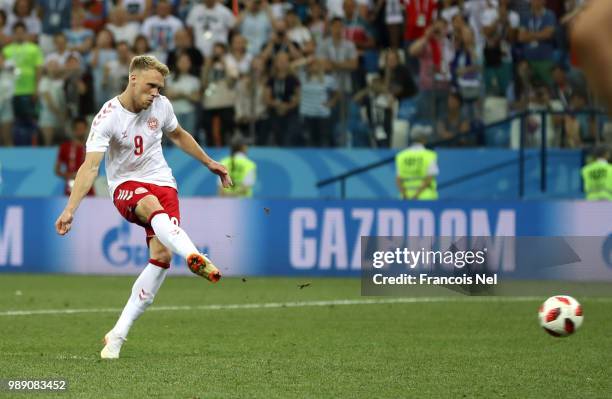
[438, 0, 460, 24]
[507, 59, 534, 112]
[286, 8, 312, 49]
[518, 0, 557, 85]
[37, 0, 72, 54]
[237, 0, 274, 56]
[317, 17, 358, 145]
[263, 51, 301, 145]
[0, 0, 12, 15]
[186, 0, 235, 58]
[166, 28, 203, 75]
[450, 14, 481, 116]
[103, 41, 132, 98]
[461, 0, 492, 53]
[0, 53, 14, 146]
[2, 22, 43, 139]
[121, 0, 153, 23]
[374, 0, 404, 49]
[327, 0, 369, 18]
[38, 59, 67, 145]
[403, 0, 437, 45]
[306, 2, 326, 46]
[381, 48, 419, 103]
[0, 10, 10, 46]
[261, 20, 302, 62]
[409, 18, 452, 121]
[317, 17, 359, 95]
[549, 64, 586, 110]
[290, 0, 310, 21]
[301, 38, 316, 58]
[482, 0, 520, 97]
[45, 32, 79, 68]
[563, 91, 596, 148]
[6, 0, 40, 43]
[234, 55, 268, 141]
[523, 81, 552, 147]
[81, 0, 108, 33]
[201, 42, 236, 146]
[269, 0, 291, 20]
[64, 7, 95, 56]
[107, 6, 141, 47]
[63, 53, 94, 121]
[140, 0, 183, 54]
[343, 0, 375, 51]
[225, 34, 252, 77]
[436, 91, 472, 146]
[296, 57, 339, 147]
[511, 0, 532, 21]
[132, 33, 151, 55]
[89, 28, 117, 109]
[353, 75, 394, 147]
[166, 52, 201, 135]
[176, 0, 194, 21]
[55, 117, 94, 196]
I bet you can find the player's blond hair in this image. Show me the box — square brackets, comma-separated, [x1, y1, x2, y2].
[129, 55, 170, 77]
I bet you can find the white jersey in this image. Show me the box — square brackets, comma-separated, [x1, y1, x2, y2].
[86, 95, 179, 197]
[186, 3, 235, 57]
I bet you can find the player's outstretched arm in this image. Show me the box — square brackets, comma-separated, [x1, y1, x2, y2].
[570, 0, 612, 113]
[55, 151, 104, 235]
[167, 125, 233, 188]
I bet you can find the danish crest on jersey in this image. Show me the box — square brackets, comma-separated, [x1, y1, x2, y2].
[147, 117, 159, 131]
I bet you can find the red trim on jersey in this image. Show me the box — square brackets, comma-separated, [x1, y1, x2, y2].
[149, 258, 170, 269]
[147, 210, 168, 225]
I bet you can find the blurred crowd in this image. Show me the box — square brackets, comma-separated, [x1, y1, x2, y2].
[0, 0, 608, 149]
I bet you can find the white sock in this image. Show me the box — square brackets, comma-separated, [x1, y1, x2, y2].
[150, 212, 199, 259]
[112, 263, 168, 338]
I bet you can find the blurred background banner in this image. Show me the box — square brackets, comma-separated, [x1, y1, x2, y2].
[0, 198, 610, 278]
[0, 147, 585, 199]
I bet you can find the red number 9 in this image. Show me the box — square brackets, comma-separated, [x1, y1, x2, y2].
[134, 135, 143, 156]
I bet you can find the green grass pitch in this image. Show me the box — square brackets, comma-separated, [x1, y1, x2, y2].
[0, 274, 611, 398]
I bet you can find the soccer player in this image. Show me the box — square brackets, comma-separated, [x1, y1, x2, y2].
[54, 55, 233, 359]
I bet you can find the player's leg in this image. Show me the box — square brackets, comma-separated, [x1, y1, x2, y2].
[101, 238, 171, 359]
[135, 193, 221, 281]
[135, 194, 200, 259]
[570, 0, 612, 112]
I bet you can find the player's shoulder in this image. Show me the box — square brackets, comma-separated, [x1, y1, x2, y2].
[154, 95, 173, 110]
[92, 97, 121, 130]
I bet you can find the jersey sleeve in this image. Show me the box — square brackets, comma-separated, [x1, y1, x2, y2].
[161, 96, 179, 133]
[86, 117, 112, 153]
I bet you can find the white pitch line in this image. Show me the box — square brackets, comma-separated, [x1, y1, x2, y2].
[0, 296, 580, 317]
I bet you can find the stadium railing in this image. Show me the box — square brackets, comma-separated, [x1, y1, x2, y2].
[316, 109, 607, 199]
